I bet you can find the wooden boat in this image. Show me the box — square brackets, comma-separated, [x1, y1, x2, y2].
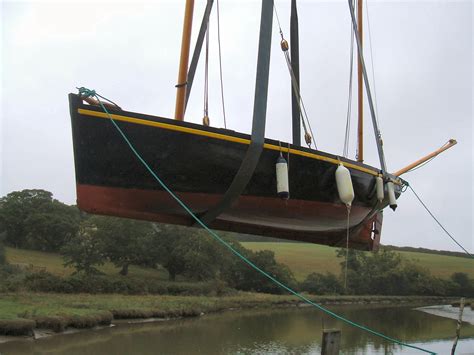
[70, 93, 398, 250]
[70, 1, 454, 251]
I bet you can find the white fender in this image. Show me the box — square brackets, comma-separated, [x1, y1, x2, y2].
[376, 176, 384, 203]
[387, 181, 397, 211]
[335, 164, 354, 206]
[276, 155, 289, 199]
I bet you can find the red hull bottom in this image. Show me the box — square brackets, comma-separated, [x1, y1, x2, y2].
[77, 184, 381, 250]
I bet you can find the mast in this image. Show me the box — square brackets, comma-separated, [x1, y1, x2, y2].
[347, 0, 387, 173]
[357, 0, 363, 162]
[174, 0, 195, 121]
[185, 0, 214, 112]
[290, 0, 301, 146]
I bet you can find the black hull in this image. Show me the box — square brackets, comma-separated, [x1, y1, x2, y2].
[69, 94, 400, 250]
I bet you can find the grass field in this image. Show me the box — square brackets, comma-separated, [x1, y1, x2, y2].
[242, 242, 474, 281]
[6, 244, 474, 283]
[5, 247, 169, 280]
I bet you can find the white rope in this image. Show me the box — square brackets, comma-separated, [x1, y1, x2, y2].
[344, 205, 351, 291]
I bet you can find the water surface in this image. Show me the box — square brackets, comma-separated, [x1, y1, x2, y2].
[1, 304, 473, 354]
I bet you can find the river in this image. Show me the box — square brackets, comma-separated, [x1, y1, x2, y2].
[1, 304, 473, 354]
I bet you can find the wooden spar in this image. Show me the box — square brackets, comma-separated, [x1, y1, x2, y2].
[394, 139, 457, 176]
[290, 0, 301, 147]
[174, 0, 195, 121]
[81, 96, 120, 111]
[357, 0, 364, 162]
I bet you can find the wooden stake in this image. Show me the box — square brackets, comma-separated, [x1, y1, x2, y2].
[322, 329, 341, 355]
[451, 297, 465, 355]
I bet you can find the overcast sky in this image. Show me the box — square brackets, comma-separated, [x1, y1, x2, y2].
[1, 0, 472, 252]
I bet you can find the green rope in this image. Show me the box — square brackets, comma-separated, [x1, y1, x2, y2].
[79, 87, 436, 355]
[77, 87, 96, 98]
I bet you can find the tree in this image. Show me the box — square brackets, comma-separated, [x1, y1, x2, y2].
[148, 224, 187, 281]
[337, 248, 407, 294]
[151, 224, 227, 281]
[0, 189, 54, 248]
[176, 231, 227, 281]
[24, 202, 80, 252]
[335, 248, 450, 296]
[0, 189, 80, 251]
[223, 249, 297, 294]
[450, 272, 473, 296]
[90, 216, 157, 276]
[336, 248, 363, 273]
[301, 272, 343, 295]
[0, 232, 6, 265]
[61, 222, 105, 275]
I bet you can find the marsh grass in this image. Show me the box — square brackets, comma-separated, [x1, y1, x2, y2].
[0, 292, 455, 335]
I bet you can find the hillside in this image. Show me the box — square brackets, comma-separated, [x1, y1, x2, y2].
[5, 247, 169, 280]
[7, 243, 473, 284]
[242, 242, 474, 281]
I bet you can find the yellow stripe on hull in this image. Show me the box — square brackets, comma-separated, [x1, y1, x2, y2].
[78, 108, 380, 177]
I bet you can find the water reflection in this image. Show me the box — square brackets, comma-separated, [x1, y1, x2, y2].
[1, 305, 473, 354]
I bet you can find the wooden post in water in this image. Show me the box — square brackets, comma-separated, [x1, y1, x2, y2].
[321, 329, 341, 355]
[451, 297, 465, 355]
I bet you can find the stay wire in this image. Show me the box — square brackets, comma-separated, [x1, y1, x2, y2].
[216, 0, 227, 129]
[204, 19, 210, 119]
[365, 0, 381, 127]
[343, 0, 355, 158]
[77, 87, 436, 355]
[408, 185, 472, 258]
[273, 2, 317, 149]
[282, 50, 315, 148]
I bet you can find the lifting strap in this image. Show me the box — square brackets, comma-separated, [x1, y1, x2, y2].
[195, 0, 273, 226]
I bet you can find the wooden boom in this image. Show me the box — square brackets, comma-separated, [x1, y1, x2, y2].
[394, 139, 457, 176]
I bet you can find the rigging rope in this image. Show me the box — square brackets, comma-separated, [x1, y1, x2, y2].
[408, 184, 473, 258]
[343, 0, 355, 158]
[365, 0, 381, 128]
[203, 16, 210, 126]
[76, 86, 436, 355]
[273, 4, 316, 149]
[344, 206, 351, 290]
[216, 0, 227, 129]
